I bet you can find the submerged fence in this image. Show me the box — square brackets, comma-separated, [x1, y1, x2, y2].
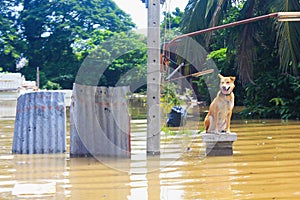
[12, 92, 66, 154]
[70, 84, 131, 157]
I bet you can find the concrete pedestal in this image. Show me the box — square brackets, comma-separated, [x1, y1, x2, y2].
[202, 132, 237, 156]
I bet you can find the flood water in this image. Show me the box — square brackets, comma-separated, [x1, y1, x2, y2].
[1, 103, 300, 199]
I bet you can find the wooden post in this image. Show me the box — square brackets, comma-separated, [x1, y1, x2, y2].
[146, 0, 161, 155]
[36, 67, 40, 89]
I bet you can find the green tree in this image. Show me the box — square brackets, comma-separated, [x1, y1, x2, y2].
[0, 1, 24, 72]
[161, 7, 183, 29]
[74, 30, 147, 88]
[1, 0, 135, 88]
[161, 7, 184, 42]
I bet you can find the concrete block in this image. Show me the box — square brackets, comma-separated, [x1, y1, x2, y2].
[202, 132, 237, 156]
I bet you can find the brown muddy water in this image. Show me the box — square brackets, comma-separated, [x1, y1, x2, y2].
[1, 103, 300, 199]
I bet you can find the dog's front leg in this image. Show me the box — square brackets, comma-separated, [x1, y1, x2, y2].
[212, 112, 219, 133]
[225, 111, 232, 133]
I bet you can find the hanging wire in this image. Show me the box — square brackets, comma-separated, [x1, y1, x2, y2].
[159, 1, 216, 149]
[160, 0, 172, 86]
[160, 0, 172, 146]
[161, 0, 171, 82]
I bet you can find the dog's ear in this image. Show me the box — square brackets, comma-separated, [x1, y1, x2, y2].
[230, 76, 236, 81]
[218, 74, 224, 79]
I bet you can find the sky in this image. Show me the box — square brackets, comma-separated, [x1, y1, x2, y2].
[113, 0, 189, 29]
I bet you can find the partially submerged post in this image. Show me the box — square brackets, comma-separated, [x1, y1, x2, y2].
[143, 0, 164, 155]
[202, 132, 237, 156]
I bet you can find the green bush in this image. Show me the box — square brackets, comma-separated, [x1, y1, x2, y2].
[42, 81, 62, 90]
[242, 73, 300, 119]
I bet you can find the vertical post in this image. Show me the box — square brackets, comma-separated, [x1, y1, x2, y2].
[36, 67, 40, 89]
[147, 0, 161, 155]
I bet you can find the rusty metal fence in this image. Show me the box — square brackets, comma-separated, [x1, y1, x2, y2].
[70, 84, 131, 157]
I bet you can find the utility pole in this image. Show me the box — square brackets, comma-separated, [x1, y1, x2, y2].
[141, 0, 164, 155]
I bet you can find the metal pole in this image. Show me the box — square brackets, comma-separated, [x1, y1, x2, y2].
[167, 13, 279, 47]
[146, 0, 161, 155]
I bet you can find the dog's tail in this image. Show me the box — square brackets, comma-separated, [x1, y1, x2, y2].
[204, 114, 210, 133]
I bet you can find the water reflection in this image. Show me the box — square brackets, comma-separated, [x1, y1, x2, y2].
[0, 100, 17, 118]
[0, 154, 68, 199]
[1, 105, 300, 199]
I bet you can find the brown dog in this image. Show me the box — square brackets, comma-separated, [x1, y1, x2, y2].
[204, 74, 235, 133]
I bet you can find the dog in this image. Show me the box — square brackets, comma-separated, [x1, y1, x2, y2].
[204, 74, 236, 133]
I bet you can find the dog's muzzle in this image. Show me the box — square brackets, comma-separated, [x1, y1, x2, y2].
[221, 86, 231, 95]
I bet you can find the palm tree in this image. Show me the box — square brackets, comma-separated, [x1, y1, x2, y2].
[180, 0, 300, 84]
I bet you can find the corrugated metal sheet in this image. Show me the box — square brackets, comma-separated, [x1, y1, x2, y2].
[70, 84, 130, 158]
[12, 92, 66, 154]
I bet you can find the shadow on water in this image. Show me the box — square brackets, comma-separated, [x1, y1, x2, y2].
[1, 101, 300, 199]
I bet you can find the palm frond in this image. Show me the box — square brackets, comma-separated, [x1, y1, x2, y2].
[276, 1, 300, 75]
[205, 0, 227, 45]
[181, 0, 229, 46]
[233, 0, 257, 84]
[236, 24, 257, 85]
[181, 0, 209, 45]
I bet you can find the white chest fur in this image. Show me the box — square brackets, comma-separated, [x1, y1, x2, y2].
[216, 97, 234, 130]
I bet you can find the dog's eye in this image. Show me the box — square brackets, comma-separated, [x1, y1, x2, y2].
[226, 81, 230, 84]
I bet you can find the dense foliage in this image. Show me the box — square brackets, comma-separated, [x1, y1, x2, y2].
[180, 0, 300, 119]
[1, 0, 300, 119]
[0, 0, 147, 89]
